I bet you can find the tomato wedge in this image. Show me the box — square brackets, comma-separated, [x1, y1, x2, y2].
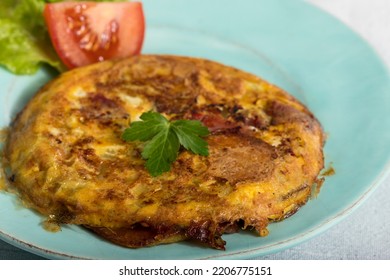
[44, 1, 145, 69]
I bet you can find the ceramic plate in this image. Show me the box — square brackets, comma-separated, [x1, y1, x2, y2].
[0, 0, 389, 259]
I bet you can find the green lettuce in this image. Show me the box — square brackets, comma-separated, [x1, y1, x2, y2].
[0, 0, 124, 75]
[0, 0, 64, 74]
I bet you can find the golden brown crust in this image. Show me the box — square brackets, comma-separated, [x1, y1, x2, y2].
[4, 55, 325, 249]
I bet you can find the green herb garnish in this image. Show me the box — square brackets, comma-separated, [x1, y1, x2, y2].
[122, 111, 210, 177]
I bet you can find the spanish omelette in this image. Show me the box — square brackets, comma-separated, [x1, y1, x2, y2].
[3, 55, 325, 249]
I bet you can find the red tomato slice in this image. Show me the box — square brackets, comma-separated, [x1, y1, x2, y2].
[44, 1, 145, 69]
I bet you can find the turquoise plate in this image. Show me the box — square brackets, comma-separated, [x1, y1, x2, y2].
[0, 0, 389, 259]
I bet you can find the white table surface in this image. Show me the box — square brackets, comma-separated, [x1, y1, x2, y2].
[0, 0, 389, 260]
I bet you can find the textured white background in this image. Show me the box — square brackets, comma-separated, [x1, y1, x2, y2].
[0, 0, 389, 260]
[257, 0, 390, 260]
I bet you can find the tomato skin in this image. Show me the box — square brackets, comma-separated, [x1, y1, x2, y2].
[44, 1, 145, 69]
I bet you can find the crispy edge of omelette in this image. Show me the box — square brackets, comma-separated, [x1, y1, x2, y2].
[3, 55, 326, 250]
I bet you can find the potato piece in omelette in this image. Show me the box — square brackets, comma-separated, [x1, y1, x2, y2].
[4, 55, 325, 249]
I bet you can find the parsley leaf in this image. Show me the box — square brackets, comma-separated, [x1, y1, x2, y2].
[122, 111, 210, 177]
[172, 120, 209, 156]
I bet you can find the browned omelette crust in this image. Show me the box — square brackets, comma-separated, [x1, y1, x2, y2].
[4, 55, 325, 249]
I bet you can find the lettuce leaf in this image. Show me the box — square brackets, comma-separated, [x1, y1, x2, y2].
[0, 0, 123, 75]
[0, 0, 64, 74]
[0, 19, 64, 74]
